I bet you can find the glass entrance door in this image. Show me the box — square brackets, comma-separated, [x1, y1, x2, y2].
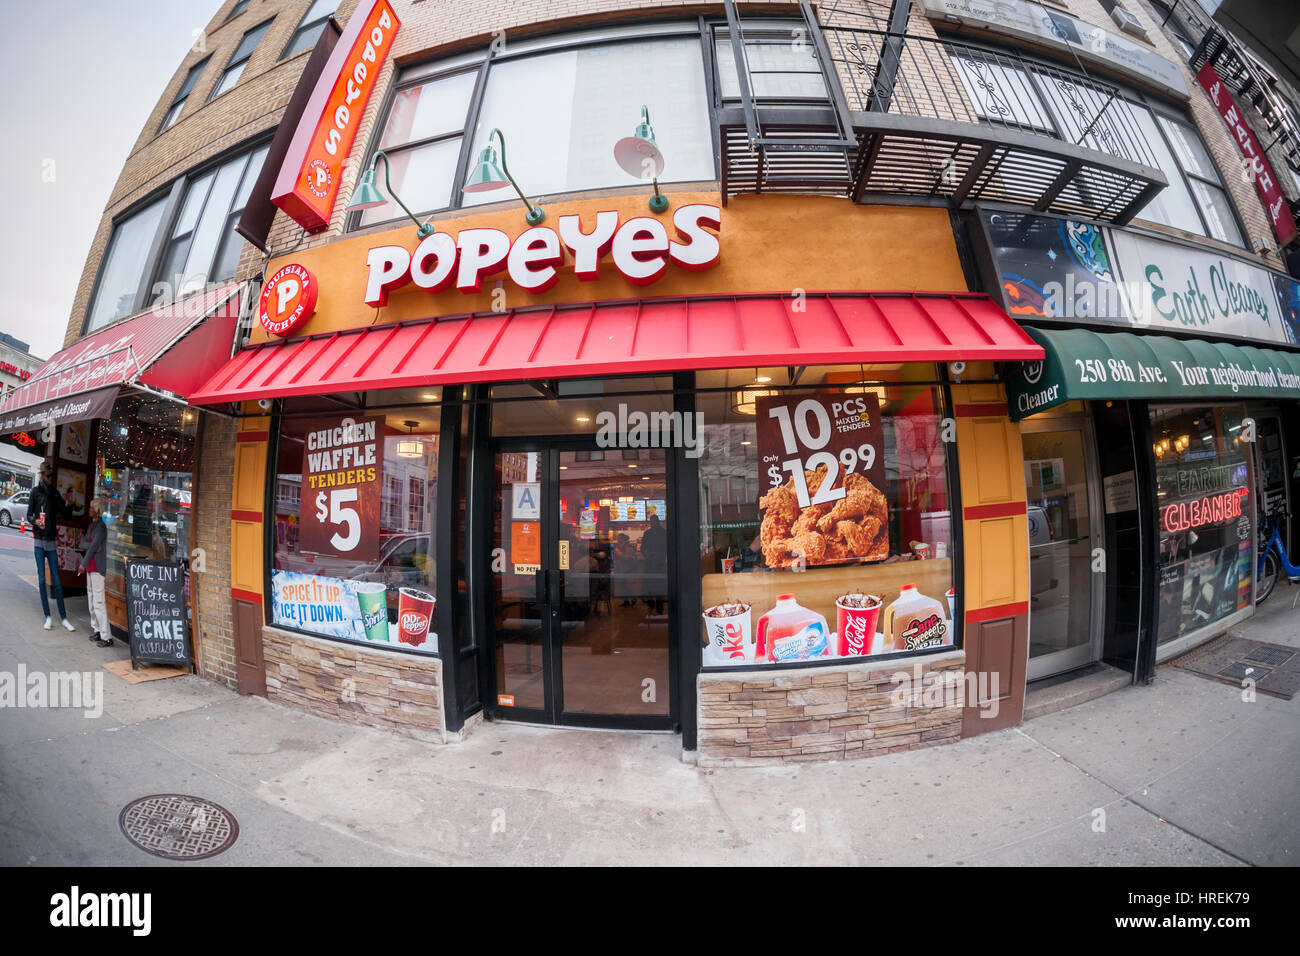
[1022, 419, 1104, 680]
[488, 443, 673, 728]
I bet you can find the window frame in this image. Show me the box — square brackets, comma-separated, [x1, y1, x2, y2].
[209, 17, 273, 101]
[347, 17, 726, 235]
[82, 134, 273, 335]
[158, 57, 210, 134]
[224, 0, 250, 22]
[280, 0, 340, 60]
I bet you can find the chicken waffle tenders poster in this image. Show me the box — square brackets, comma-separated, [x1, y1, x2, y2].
[756, 391, 889, 568]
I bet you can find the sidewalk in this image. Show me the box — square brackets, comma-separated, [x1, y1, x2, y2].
[1, 547, 1296, 866]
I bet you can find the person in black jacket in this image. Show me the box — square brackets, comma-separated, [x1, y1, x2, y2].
[27, 461, 76, 631]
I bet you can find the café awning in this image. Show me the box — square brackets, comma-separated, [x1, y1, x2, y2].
[1007, 326, 1300, 421]
[0, 284, 244, 434]
[189, 291, 1042, 403]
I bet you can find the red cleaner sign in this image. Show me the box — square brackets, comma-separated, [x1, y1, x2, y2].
[1197, 63, 1298, 248]
[272, 0, 400, 232]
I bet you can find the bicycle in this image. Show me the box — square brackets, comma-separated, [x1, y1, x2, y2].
[1256, 505, 1300, 605]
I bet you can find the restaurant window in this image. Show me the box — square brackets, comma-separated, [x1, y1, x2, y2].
[86, 198, 169, 331]
[354, 24, 714, 230]
[270, 392, 441, 654]
[1151, 404, 1253, 644]
[159, 58, 209, 133]
[282, 0, 340, 60]
[153, 143, 269, 303]
[695, 365, 956, 668]
[210, 19, 272, 99]
[97, 394, 200, 629]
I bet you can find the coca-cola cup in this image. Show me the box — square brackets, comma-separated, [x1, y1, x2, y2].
[397, 587, 436, 647]
[836, 592, 881, 658]
[702, 602, 753, 664]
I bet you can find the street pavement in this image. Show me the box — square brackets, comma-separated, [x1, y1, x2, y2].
[0, 524, 1296, 866]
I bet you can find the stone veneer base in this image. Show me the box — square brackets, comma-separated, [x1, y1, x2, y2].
[697, 650, 965, 765]
[262, 626, 447, 742]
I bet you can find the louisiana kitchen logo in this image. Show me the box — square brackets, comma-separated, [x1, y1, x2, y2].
[363, 204, 721, 305]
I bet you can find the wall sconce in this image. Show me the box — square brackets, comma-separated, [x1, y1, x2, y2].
[462, 128, 545, 225]
[614, 105, 669, 213]
[346, 150, 436, 238]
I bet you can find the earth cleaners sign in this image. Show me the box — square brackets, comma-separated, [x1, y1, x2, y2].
[1006, 326, 1300, 420]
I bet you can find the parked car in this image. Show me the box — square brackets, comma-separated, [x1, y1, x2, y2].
[0, 491, 30, 527]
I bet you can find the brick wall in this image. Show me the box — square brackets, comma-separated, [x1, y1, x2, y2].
[263, 625, 445, 740]
[696, 650, 965, 765]
[193, 412, 238, 688]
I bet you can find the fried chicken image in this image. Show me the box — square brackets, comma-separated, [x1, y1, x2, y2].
[816, 473, 887, 533]
[758, 466, 890, 568]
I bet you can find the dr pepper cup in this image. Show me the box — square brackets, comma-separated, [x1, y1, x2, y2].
[397, 587, 436, 647]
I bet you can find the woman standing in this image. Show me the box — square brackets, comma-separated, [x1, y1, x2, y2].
[26, 461, 75, 632]
[79, 498, 113, 647]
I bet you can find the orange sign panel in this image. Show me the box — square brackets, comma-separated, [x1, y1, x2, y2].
[511, 520, 541, 573]
[272, 0, 401, 232]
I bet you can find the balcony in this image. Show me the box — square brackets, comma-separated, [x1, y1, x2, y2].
[716, 4, 1169, 224]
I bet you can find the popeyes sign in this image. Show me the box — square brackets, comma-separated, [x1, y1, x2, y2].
[260, 263, 319, 336]
[363, 204, 722, 305]
[272, 0, 399, 232]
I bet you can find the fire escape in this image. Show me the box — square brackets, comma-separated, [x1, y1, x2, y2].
[717, 0, 1169, 224]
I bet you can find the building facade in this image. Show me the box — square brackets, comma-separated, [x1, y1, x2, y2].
[3, 0, 1297, 762]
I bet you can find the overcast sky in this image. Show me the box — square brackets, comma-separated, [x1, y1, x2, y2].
[0, 1, 219, 361]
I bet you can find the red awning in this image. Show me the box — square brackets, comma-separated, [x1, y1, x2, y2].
[190, 292, 1042, 403]
[0, 285, 243, 433]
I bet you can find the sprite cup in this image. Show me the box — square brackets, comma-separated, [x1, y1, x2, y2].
[354, 582, 390, 642]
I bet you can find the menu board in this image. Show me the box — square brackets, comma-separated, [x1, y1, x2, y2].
[756, 391, 888, 568]
[609, 500, 645, 521]
[126, 559, 191, 667]
[299, 415, 383, 561]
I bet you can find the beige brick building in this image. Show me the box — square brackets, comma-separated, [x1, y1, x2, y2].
[38, 0, 1300, 760]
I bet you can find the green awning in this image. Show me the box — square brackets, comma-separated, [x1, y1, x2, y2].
[1007, 327, 1300, 421]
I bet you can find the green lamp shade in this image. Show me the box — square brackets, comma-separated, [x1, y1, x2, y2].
[347, 168, 387, 210]
[462, 145, 510, 193]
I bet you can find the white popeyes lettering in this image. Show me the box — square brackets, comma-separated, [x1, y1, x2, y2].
[360, 206, 721, 305]
[610, 217, 669, 285]
[364, 245, 411, 306]
[456, 228, 511, 292]
[558, 211, 619, 280]
[507, 227, 563, 292]
[410, 232, 458, 292]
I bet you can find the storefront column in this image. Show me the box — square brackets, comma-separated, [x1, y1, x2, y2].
[231, 407, 271, 695]
[952, 376, 1029, 734]
[674, 371, 701, 751]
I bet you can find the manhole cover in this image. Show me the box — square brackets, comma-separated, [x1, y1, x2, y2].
[119, 794, 238, 860]
[1244, 647, 1296, 667]
[1217, 662, 1271, 681]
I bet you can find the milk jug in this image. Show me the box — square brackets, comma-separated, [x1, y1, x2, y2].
[756, 594, 829, 662]
[882, 584, 948, 651]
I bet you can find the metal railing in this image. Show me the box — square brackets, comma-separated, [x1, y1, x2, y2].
[825, 25, 1161, 171]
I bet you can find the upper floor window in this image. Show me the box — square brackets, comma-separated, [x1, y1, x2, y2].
[85, 141, 269, 332]
[153, 145, 270, 305]
[159, 58, 209, 133]
[210, 19, 272, 99]
[225, 0, 250, 21]
[354, 23, 715, 231]
[712, 19, 829, 106]
[282, 0, 340, 59]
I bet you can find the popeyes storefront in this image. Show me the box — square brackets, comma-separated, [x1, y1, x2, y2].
[191, 191, 1045, 761]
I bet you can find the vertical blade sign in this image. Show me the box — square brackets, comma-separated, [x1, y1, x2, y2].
[272, 0, 401, 232]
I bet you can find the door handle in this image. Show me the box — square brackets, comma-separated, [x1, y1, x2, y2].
[535, 568, 547, 605]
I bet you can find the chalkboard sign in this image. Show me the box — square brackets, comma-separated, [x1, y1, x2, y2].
[126, 559, 191, 668]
